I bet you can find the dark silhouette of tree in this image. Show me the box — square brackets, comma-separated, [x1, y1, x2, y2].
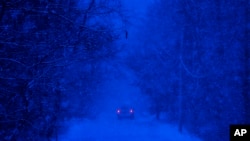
[127, 0, 249, 141]
[0, 0, 125, 140]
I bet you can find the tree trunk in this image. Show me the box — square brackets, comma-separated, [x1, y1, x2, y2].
[242, 0, 250, 123]
[178, 32, 184, 133]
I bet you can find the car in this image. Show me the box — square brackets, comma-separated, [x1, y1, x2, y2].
[116, 105, 134, 119]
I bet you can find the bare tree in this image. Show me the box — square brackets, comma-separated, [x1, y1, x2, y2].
[0, 0, 125, 140]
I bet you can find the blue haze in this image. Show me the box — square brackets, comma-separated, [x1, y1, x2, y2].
[0, 0, 249, 141]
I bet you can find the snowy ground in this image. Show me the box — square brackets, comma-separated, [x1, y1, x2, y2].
[57, 68, 202, 141]
[58, 114, 202, 141]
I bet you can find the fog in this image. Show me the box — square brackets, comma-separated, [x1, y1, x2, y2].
[0, 0, 249, 141]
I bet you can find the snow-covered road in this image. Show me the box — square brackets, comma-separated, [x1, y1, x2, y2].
[58, 116, 202, 141]
[57, 78, 202, 141]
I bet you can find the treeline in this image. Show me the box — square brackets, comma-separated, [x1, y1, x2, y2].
[127, 0, 249, 141]
[0, 0, 124, 140]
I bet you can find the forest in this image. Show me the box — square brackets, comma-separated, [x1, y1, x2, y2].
[0, 0, 249, 141]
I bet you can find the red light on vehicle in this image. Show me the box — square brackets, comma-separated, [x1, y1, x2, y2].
[130, 109, 133, 113]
